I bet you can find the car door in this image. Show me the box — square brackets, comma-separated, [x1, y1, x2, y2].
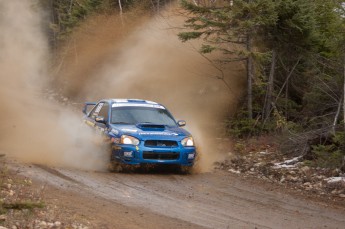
[84, 102, 112, 145]
[96, 102, 109, 131]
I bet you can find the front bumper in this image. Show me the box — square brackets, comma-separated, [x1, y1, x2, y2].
[111, 143, 196, 166]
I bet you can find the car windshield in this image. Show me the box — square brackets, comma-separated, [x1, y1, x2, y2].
[111, 106, 177, 126]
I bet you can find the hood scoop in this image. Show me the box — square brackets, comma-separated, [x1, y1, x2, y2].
[136, 123, 165, 130]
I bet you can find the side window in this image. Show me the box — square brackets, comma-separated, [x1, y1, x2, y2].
[98, 103, 109, 121]
[88, 102, 104, 119]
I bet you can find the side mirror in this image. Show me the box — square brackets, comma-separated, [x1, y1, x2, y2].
[177, 120, 186, 127]
[95, 116, 106, 124]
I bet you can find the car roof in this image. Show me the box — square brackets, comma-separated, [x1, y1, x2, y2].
[102, 99, 166, 109]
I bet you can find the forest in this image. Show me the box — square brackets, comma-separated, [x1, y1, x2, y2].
[45, 0, 345, 170]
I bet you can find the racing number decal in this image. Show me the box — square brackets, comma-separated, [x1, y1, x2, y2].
[95, 103, 103, 113]
[90, 103, 104, 119]
[85, 120, 95, 127]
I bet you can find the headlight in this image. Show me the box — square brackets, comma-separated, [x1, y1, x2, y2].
[181, 137, 194, 147]
[120, 135, 140, 146]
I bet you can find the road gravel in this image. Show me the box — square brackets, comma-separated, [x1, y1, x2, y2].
[13, 162, 345, 229]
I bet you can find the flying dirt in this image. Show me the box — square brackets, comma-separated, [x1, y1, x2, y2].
[0, 0, 245, 172]
[0, 0, 107, 170]
[53, 3, 245, 171]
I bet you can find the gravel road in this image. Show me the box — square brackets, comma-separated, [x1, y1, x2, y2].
[14, 163, 345, 229]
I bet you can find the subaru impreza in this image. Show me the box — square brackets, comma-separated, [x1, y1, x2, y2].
[83, 99, 196, 173]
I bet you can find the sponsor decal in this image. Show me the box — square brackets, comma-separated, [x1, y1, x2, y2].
[110, 128, 119, 135]
[121, 128, 138, 133]
[112, 99, 128, 103]
[85, 120, 95, 127]
[112, 103, 165, 109]
[94, 103, 103, 113]
[123, 151, 133, 157]
[139, 132, 178, 136]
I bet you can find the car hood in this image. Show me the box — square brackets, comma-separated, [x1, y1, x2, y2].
[108, 123, 191, 140]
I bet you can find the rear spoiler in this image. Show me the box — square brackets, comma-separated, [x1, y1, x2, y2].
[82, 102, 97, 115]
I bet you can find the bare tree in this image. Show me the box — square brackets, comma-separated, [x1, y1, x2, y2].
[333, 97, 343, 134]
[118, 0, 124, 25]
[118, 0, 123, 14]
[246, 0, 254, 120]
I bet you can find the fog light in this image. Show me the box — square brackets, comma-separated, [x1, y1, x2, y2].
[188, 153, 195, 160]
[124, 151, 133, 157]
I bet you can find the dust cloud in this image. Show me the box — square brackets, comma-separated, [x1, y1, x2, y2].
[0, 1, 244, 172]
[0, 0, 107, 170]
[55, 3, 246, 172]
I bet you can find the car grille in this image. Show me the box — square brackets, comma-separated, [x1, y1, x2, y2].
[144, 140, 178, 147]
[143, 152, 180, 160]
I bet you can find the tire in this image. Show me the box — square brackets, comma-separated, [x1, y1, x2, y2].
[108, 161, 123, 173]
[179, 165, 193, 174]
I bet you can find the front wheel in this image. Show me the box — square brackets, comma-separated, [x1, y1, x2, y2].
[179, 165, 193, 174]
[108, 161, 123, 173]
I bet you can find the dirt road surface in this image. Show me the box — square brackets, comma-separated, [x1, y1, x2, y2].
[10, 161, 345, 229]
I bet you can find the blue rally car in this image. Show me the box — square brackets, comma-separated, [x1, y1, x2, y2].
[82, 99, 197, 172]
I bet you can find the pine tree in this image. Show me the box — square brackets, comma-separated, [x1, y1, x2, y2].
[178, 0, 345, 142]
[178, 0, 277, 119]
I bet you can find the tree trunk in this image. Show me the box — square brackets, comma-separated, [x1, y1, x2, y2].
[333, 97, 343, 134]
[246, 0, 254, 120]
[285, 77, 289, 120]
[118, 0, 124, 25]
[247, 33, 253, 119]
[69, 0, 73, 13]
[264, 49, 277, 121]
[343, 53, 345, 130]
[118, 0, 123, 14]
[157, 0, 160, 13]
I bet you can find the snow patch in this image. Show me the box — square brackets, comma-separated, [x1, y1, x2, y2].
[228, 169, 241, 174]
[324, 177, 345, 184]
[273, 156, 302, 169]
[259, 151, 269, 155]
